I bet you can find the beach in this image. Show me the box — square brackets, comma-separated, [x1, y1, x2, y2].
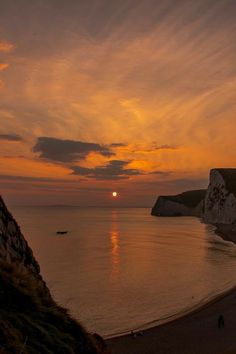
[106, 286, 236, 354]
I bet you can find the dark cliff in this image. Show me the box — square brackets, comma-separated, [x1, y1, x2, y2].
[0, 196, 107, 354]
[151, 190, 206, 217]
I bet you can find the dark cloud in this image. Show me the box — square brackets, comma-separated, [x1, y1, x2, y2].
[0, 134, 23, 142]
[150, 170, 172, 176]
[154, 145, 177, 150]
[72, 160, 142, 180]
[109, 143, 127, 147]
[0, 174, 73, 183]
[33, 137, 114, 162]
[131, 144, 178, 153]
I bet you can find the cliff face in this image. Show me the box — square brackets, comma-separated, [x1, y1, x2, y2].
[0, 196, 52, 302]
[151, 197, 193, 216]
[0, 197, 40, 274]
[151, 169, 236, 233]
[0, 196, 106, 354]
[151, 190, 206, 217]
[203, 169, 236, 224]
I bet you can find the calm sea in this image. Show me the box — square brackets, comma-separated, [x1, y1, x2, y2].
[11, 206, 236, 337]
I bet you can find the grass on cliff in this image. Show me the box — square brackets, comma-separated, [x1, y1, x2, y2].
[163, 189, 206, 208]
[0, 261, 106, 354]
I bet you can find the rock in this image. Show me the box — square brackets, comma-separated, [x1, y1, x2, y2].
[214, 223, 236, 243]
[0, 196, 52, 299]
[151, 190, 206, 217]
[0, 197, 38, 272]
[203, 169, 236, 224]
[0, 196, 103, 353]
[151, 168, 236, 244]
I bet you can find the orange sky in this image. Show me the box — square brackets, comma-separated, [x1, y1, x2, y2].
[0, 0, 236, 206]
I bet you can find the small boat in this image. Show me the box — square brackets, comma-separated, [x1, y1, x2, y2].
[56, 231, 68, 235]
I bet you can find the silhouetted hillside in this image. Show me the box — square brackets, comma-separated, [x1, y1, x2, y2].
[0, 197, 108, 354]
[151, 189, 206, 216]
[160, 190, 206, 208]
[0, 261, 104, 354]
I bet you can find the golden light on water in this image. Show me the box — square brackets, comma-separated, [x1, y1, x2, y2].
[112, 192, 118, 197]
[110, 211, 120, 280]
[111, 231, 119, 266]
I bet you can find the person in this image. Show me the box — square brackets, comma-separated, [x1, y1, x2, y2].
[218, 314, 225, 328]
[130, 330, 137, 338]
[137, 331, 144, 336]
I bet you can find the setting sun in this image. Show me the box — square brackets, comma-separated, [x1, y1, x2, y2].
[2, 2, 236, 354]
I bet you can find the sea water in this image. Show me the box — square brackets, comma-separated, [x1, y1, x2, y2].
[11, 206, 236, 337]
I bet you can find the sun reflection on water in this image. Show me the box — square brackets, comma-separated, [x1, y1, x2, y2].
[110, 211, 120, 279]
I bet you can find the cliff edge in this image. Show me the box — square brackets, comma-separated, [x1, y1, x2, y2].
[151, 168, 236, 243]
[203, 169, 236, 224]
[203, 168, 236, 243]
[151, 190, 206, 217]
[0, 196, 107, 354]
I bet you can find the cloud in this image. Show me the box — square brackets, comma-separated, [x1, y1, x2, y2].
[33, 137, 114, 162]
[0, 63, 9, 71]
[0, 41, 14, 53]
[154, 145, 177, 151]
[131, 144, 178, 153]
[1, 0, 236, 205]
[72, 160, 142, 180]
[109, 143, 127, 147]
[0, 174, 69, 183]
[0, 134, 23, 141]
[150, 170, 172, 176]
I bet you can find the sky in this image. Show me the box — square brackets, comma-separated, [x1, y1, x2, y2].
[0, 0, 236, 206]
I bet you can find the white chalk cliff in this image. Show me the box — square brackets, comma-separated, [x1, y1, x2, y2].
[203, 169, 236, 224]
[151, 169, 236, 228]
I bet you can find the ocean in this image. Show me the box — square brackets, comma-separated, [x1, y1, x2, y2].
[11, 206, 236, 337]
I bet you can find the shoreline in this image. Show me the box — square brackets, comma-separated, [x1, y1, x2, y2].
[104, 281, 236, 340]
[106, 225, 236, 354]
[107, 283, 236, 353]
[214, 224, 236, 244]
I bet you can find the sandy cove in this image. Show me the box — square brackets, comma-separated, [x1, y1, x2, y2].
[106, 285, 236, 354]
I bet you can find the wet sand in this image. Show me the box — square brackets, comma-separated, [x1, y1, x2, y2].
[106, 286, 236, 354]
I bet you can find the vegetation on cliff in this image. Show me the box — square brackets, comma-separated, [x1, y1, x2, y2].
[0, 260, 108, 354]
[0, 197, 108, 354]
[151, 189, 206, 216]
[158, 190, 206, 208]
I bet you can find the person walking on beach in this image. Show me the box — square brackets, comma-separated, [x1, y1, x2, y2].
[218, 314, 225, 328]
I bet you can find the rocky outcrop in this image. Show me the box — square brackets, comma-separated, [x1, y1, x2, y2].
[0, 196, 40, 274]
[0, 196, 52, 302]
[151, 168, 236, 244]
[203, 169, 236, 224]
[0, 196, 106, 354]
[151, 190, 206, 217]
